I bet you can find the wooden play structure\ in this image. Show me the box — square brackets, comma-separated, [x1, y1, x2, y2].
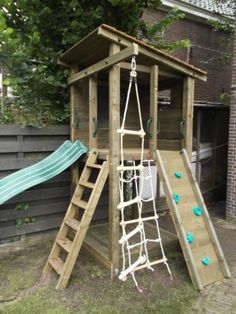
[43, 24, 231, 290]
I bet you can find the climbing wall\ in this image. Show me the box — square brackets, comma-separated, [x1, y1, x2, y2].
[156, 149, 231, 290]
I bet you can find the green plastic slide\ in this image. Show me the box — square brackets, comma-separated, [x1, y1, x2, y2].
[0, 140, 88, 205]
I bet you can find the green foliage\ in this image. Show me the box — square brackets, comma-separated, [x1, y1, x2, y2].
[0, 0, 189, 127]
[16, 202, 30, 211]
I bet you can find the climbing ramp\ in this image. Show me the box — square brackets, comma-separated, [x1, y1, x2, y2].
[43, 149, 109, 290]
[156, 149, 231, 290]
[0, 140, 88, 205]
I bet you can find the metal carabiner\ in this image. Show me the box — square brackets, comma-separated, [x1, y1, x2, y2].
[130, 56, 137, 78]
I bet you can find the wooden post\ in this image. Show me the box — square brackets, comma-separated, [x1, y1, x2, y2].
[108, 43, 120, 278]
[89, 75, 98, 150]
[195, 109, 201, 184]
[149, 65, 158, 156]
[70, 64, 80, 192]
[182, 76, 195, 158]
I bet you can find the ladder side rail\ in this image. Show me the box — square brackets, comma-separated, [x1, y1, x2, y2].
[56, 159, 109, 289]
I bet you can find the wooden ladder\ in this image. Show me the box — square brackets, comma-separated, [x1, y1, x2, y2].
[42, 149, 109, 290]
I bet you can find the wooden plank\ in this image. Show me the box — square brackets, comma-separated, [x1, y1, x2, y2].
[149, 65, 158, 155]
[108, 43, 120, 278]
[83, 234, 111, 270]
[97, 26, 207, 82]
[156, 149, 203, 290]
[195, 109, 201, 184]
[70, 64, 80, 193]
[0, 216, 64, 240]
[68, 43, 138, 84]
[89, 75, 98, 149]
[182, 77, 194, 158]
[181, 149, 231, 279]
[0, 201, 68, 222]
[0, 125, 69, 136]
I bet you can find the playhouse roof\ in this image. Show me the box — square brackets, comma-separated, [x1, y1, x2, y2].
[59, 24, 207, 82]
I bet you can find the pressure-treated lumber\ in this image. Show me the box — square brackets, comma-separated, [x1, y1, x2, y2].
[97, 25, 207, 82]
[149, 65, 158, 154]
[182, 77, 194, 158]
[68, 43, 139, 84]
[120, 62, 182, 79]
[181, 149, 231, 279]
[70, 64, 80, 191]
[42, 150, 109, 289]
[108, 43, 120, 278]
[156, 149, 231, 290]
[89, 75, 98, 149]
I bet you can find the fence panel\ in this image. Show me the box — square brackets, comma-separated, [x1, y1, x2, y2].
[0, 124, 109, 242]
[0, 125, 72, 242]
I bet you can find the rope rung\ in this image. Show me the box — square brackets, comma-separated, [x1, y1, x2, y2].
[117, 196, 141, 209]
[127, 238, 161, 250]
[118, 255, 146, 281]
[120, 214, 159, 225]
[119, 225, 142, 244]
[117, 129, 145, 137]
[141, 196, 155, 203]
[135, 257, 167, 271]
[117, 164, 144, 171]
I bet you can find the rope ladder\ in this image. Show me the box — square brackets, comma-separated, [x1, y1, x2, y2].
[117, 55, 172, 291]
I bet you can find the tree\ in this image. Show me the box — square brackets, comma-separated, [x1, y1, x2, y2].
[0, 0, 189, 126]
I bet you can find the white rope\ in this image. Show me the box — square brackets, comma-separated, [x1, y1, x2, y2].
[117, 56, 172, 291]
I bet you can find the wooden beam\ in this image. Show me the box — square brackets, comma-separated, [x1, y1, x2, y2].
[97, 27, 207, 82]
[120, 62, 182, 79]
[182, 77, 195, 158]
[70, 64, 80, 193]
[68, 43, 138, 85]
[120, 62, 150, 73]
[149, 65, 158, 154]
[108, 43, 121, 278]
[89, 75, 98, 149]
[195, 109, 201, 184]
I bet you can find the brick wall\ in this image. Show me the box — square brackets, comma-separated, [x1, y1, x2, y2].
[143, 9, 232, 103]
[226, 27, 236, 219]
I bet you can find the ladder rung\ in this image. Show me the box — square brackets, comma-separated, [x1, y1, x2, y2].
[119, 255, 146, 281]
[117, 164, 144, 171]
[56, 237, 73, 253]
[72, 198, 88, 209]
[127, 238, 161, 250]
[135, 257, 167, 271]
[120, 214, 159, 225]
[49, 257, 64, 275]
[117, 129, 145, 137]
[65, 218, 80, 231]
[117, 196, 141, 209]
[87, 163, 102, 169]
[79, 180, 95, 189]
[119, 225, 142, 244]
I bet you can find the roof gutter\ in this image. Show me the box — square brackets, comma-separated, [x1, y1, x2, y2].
[160, 0, 233, 25]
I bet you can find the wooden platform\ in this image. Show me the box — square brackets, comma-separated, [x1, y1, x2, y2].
[83, 221, 179, 271]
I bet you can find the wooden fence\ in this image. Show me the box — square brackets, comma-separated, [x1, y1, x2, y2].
[0, 125, 108, 242]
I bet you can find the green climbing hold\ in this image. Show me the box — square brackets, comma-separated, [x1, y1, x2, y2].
[173, 193, 180, 204]
[193, 206, 202, 216]
[186, 232, 194, 244]
[174, 171, 183, 179]
[201, 256, 210, 266]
